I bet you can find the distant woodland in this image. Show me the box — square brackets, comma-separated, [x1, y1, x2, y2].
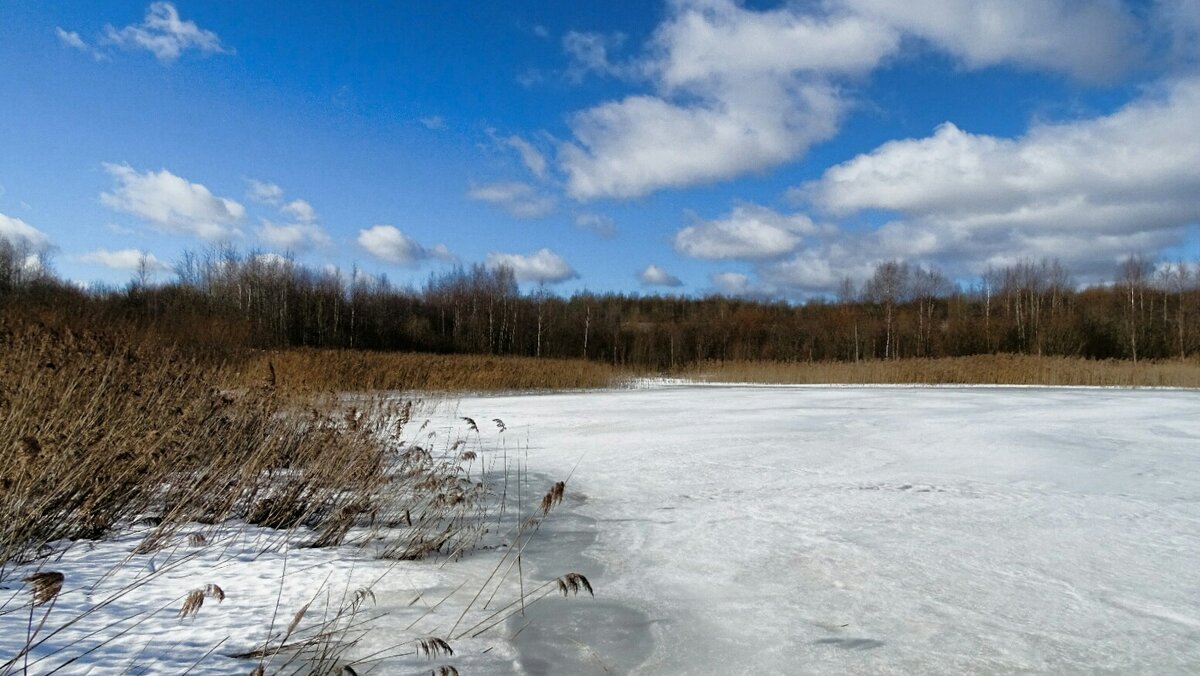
[3, 240, 1198, 368]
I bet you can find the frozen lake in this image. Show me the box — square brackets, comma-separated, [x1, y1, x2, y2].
[5, 384, 1199, 674]
[454, 384, 1200, 674]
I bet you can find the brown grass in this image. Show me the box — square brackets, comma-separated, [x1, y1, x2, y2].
[0, 318, 500, 571]
[235, 348, 623, 395]
[22, 572, 64, 607]
[0, 315, 597, 674]
[683, 354, 1200, 388]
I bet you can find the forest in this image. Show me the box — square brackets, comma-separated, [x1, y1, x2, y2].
[3, 238, 1197, 368]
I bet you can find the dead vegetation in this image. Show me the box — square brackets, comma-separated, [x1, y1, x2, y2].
[0, 314, 595, 674]
[236, 348, 623, 395]
[684, 354, 1200, 388]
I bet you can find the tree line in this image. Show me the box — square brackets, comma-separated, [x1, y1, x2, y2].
[3, 239, 1198, 367]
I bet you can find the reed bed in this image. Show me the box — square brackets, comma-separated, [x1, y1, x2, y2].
[684, 354, 1200, 388]
[0, 317, 592, 674]
[237, 348, 623, 394]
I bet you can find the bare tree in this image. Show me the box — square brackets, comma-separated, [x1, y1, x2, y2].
[1120, 254, 1150, 363]
[910, 264, 953, 357]
[864, 260, 910, 359]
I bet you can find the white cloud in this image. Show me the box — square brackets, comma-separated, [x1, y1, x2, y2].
[258, 221, 332, 251]
[805, 78, 1200, 272]
[674, 204, 816, 260]
[428, 243, 456, 262]
[467, 181, 555, 218]
[56, 26, 105, 60]
[0, 212, 52, 252]
[100, 163, 244, 239]
[574, 212, 617, 238]
[420, 116, 446, 130]
[281, 199, 317, 223]
[711, 77, 1200, 296]
[55, 27, 88, 51]
[252, 252, 293, 268]
[245, 179, 284, 205]
[502, 135, 549, 180]
[557, 0, 1149, 200]
[758, 248, 862, 293]
[79, 248, 171, 273]
[103, 2, 231, 63]
[486, 248, 577, 284]
[638, 264, 683, 287]
[653, 3, 898, 89]
[1154, 0, 1200, 62]
[558, 2, 897, 200]
[323, 263, 383, 287]
[710, 271, 752, 296]
[357, 225, 450, 266]
[839, 0, 1140, 81]
[561, 82, 843, 200]
[563, 31, 630, 82]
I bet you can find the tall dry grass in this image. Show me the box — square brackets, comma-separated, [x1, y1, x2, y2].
[238, 348, 623, 394]
[0, 316, 596, 674]
[0, 318, 496, 571]
[684, 354, 1200, 387]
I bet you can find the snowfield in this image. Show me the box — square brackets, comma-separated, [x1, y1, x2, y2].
[4, 384, 1199, 674]
[452, 384, 1200, 674]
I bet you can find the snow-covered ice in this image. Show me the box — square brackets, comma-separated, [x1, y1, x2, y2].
[453, 384, 1200, 674]
[4, 384, 1199, 674]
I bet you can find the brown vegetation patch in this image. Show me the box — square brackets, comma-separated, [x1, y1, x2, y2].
[685, 355, 1200, 388]
[236, 348, 622, 394]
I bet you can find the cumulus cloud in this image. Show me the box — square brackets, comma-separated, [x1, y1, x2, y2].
[710, 271, 753, 296]
[801, 77, 1200, 275]
[245, 179, 284, 205]
[638, 264, 683, 287]
[357, 225, 451, 266]
[574, 211, 617, 238]
[467, 181, 555, 218]
[560, 72, 845, 200]
[79, 248, 171, 273]
[486, 248, 578, 284]
[652, 3, 898, 88]
[103, 2, 231, 63]
[0, 212, 52, 252]
[557, 0, 1149, 200]
[697, 77, 1200, 297]
[757, 247, 870, 294]
[281, 199, 317, 223]
[101, 163, 244, 239]
[840, 0, 1140, 82]
[674, 204, 816, 260]
[1154, 0, 1200, 63]
[258, 221, 332, 251]
[558, 2, 897, 200]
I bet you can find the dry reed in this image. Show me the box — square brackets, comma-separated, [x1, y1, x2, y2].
[22, 572, 64, 607]
[236, 348, 622, 395]
[684, 354, 1200, 387]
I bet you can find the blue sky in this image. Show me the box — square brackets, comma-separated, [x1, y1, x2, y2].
[1, 1, 1198, 298]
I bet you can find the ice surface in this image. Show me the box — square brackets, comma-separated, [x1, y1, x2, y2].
[3, 385, 1198, 674]
[451, 385, 1200, 674]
